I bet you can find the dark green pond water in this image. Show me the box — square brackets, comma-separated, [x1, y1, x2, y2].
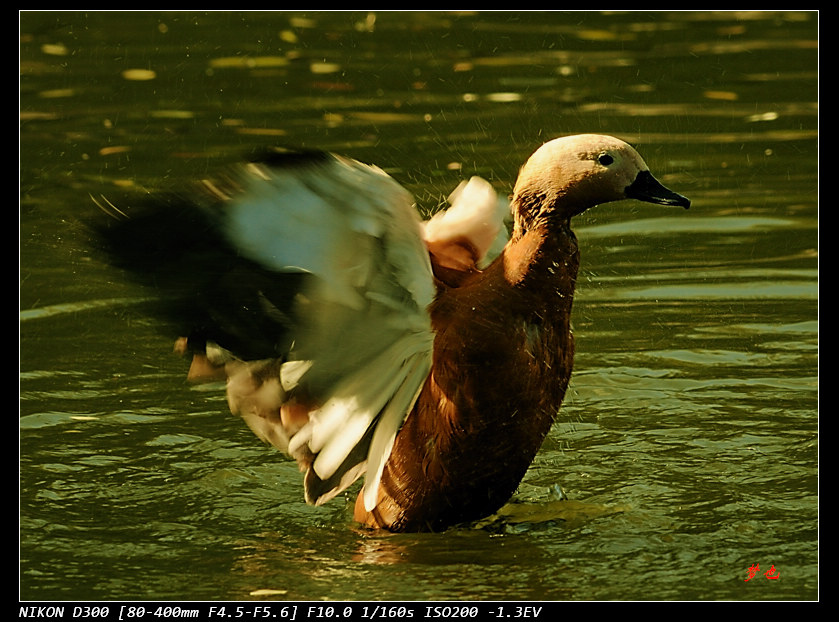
[20, 11, 818, 602]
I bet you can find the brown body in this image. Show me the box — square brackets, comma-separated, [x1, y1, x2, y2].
[355, 222, 579, 531]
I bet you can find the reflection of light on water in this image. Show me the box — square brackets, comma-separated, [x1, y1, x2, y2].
[475, 499, 630, 533]
[121, 68, 156, 81]
[249, 588, 288, 597]
[19, 297, 151, 321]
[351, 533, 411, 565]
[485, 92, 523, 103]
[579, 215, 797, 237]
[594, 281, 817, 301]
[208, 56, 290, 69]
[578, 101, 817, 123]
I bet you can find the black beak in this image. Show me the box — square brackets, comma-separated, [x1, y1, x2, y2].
[625, 170, 690, 209]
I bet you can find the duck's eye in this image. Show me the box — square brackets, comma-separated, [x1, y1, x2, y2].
[597, 153, 614, 166]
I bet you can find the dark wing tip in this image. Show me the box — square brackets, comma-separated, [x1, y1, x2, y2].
[87, 190, 308, 361]
[246, 146, 332, 169]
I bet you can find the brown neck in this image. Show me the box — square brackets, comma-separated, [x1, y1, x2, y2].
[503, 219, 580, 303]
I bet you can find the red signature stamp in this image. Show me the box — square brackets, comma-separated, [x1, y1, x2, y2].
[745, 563, 780, 581]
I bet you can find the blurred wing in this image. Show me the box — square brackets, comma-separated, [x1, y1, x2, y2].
[93, 149, 435, 509]
[422, 176, 510, 272]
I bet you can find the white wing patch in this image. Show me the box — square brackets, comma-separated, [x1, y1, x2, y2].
[220, 154, 435, 507]
[423, 176, 510, 270]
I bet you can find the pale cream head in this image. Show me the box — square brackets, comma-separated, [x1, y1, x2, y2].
[513, 135, 648, 209]
[511, 134, 689, 232]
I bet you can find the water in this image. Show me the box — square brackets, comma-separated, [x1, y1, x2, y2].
[20, 11, 818, 601]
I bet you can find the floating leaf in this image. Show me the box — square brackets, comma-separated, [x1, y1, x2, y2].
[39, 88, 75, 99]
[40, 43, 69, 56]
[703, 90, 739, 101]
[249, 588, 288, 596]
[149, 110, 195, 119]
[485, 92, 522, 103]
[209, 56, 289, 69]
[310, 61, 341, 74]
[121, 68, 157, 81]
[99, 145, 131, 156]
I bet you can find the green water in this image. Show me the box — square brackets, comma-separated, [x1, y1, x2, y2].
[20, 11, 818, 601]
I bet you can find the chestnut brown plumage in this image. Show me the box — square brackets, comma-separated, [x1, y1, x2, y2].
[93, 135, 689, 532]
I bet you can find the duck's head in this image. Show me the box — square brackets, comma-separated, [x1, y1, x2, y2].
[511, 134, 690, 234]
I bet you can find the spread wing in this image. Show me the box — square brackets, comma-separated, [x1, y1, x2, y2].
[93, 149, 435, 509]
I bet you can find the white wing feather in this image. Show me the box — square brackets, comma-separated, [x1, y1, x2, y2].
[221, 154, 435, 506]
[423, 176, 510, 269]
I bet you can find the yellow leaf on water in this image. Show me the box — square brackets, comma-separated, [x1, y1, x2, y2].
[210, 56, 289, 69]
[99, 146, 131, 156]
[149, 110, 195, 119]
[279, 29, 298, 43]
[235, 128, 288, 137]
[703, 90, 739, 101]
[121, 69, 156, 81]
[577, 29, 618, 41]
[289, 17, 316, 28]
[41, 43, 69, 56]
[39, 88, 75, 99]
[310, 61, 341, 74]
[249, 588, 288, 596]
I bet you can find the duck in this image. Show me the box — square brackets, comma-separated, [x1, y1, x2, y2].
[93, 134, 690, 532]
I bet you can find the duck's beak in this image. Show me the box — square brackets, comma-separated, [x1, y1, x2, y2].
[625, 171, 690, 209]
